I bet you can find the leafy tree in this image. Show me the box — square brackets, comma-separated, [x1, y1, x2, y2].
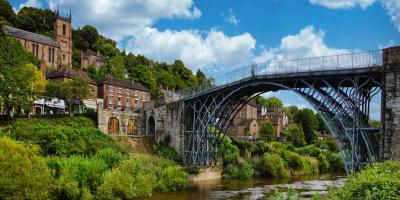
[285, 123, 306, 147]
[92, 37, 119, 58]
[45, 78, 89, 115]
[156, 70, 176, 89]
[294, 108, 318, 144]
[0, 0, 16, 25]
[259, 121, 276, 141]
[129, 65, 157, 95]
[16, 7, 55, 37]
[315, 113, 329, 133]
[105, 54, 126, 79]
[87, 66, 100, 82]
[0, 37, 43, 116]
[80, 25, 99, 49]
[264, 96, 283, 108]
[0, 137, 54, 200]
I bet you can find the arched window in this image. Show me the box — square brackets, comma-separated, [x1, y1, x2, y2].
[62, 24, 66, 35]
[108, 117, 119, 134]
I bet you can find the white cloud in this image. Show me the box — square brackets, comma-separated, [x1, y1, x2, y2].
[47, 0, 201, 40]
[16, 0, 43, 12]
[381, 0, 400, 32]
[126, 28, 256, 70]
[308, 0, 376, 9]
[223, 9, 239, 26]
[255, 26, 349, 63]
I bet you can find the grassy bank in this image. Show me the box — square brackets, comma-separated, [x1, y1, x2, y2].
[0, 117, 188, 200]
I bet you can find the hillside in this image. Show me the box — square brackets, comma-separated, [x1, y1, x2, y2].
[0, 1, 212, 97]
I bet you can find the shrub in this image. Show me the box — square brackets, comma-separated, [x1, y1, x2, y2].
[259, 153, 290, 178]
[301, 157, 319, 175]
[318, 154, 330, 173]
[0, 137, 54, 200]
[51, 156, 109, 198]
[282, 150, 303, 171]
[0, 120, 124, 156]
[223, 158, 254, 179]
[155, 144, 183, 164]
[219, 137, 240, 165]
[93, 148, 125, 169]
[329, 161, 400, 200]
[324, 152, 345, 172]
[96, 154, 188, 199]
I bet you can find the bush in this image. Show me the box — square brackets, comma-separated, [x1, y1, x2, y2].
[0, 120, 124, 157]
[50, 156, 109, 198]
[96, 154, 188, 199]
[259, 153, 290, 178]
[329, 161, 400, 200]
[318, 154, 330, 173]
[93, 148, 125, 169]
[155, 144, 183, 164]
[223, 158, 254, 179]
[282, 150, 319, 176]
[0, 137, 54, 200]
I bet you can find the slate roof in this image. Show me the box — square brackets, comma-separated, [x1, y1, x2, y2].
[3, 25, 59, 47]
[46, 68, 95, 84]
[99, 76, 149, 92]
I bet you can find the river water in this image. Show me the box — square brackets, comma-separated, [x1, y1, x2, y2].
[143, 173, 346, 200]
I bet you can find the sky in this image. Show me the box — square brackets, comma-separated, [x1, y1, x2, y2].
[9, 0, 400, 119]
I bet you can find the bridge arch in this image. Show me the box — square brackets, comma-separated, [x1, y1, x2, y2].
[147, 116, 156, 136]
[184, 74, 381, 174]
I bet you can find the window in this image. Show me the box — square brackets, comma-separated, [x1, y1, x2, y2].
[62, 54, 65, 61]
[51, 48, 55, 63]
[109, 86, 114, 93]
[126, 98, 130, 108]
[48, 47, 51, 62]
[62, 24, 66, 35]
[32, 43, 38, 57]
[109, 96, 113, 104]
[134, 91, 138, 97]
[118, 88, 122, 94]
[118, 96, 122, 105]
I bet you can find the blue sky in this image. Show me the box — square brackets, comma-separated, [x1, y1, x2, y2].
[9, 0, 400, 119]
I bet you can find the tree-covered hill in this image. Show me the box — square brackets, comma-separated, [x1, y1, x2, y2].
[0, 0, 212, 97]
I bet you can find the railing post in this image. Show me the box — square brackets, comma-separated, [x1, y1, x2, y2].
[322, 56, 324, 71]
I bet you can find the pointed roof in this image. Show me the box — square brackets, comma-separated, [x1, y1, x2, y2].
[3, 25, 59, 47]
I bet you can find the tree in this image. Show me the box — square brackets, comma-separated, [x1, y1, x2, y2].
[315, 113, 329, 133]
[259, 121, 276, 142]
[265, 96, 283, 108]
[16, 7, 55, 37]
[129, 65, 157, 96]
[45, 78, 89, 115]
[0, 0, 16, 25]
[105, 54, 126, 80]
[80, 25, 99, 49]
[0, 37, 43, 116]
[294, 108, 318, 144]
[285, 123, 306, 147]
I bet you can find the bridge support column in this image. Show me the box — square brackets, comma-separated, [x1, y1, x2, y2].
[381, 46, 400, 161]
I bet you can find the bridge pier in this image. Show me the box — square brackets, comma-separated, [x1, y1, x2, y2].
[381, 46, 400, 162]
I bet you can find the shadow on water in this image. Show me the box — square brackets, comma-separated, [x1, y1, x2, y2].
[142, 173, 346, 200]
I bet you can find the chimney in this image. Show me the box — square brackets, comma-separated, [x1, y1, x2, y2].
[40, 62, 46, 78]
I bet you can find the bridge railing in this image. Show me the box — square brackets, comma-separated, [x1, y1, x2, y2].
[182, 50, 383, 98]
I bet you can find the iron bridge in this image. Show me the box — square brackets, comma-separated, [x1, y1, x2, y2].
[182, 50, 384, 174]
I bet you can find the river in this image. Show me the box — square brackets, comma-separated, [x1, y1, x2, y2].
[143, 173, 346, 200]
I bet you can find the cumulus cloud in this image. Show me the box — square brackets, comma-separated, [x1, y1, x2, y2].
[126, 28, 256, 70]
[223, 9, 239, 26]
[255, 26, 349, 63]
[47, 0, 201, 40]
[308, 0, 376, 9]
[16, 0, 43, 12]
[381, 0, 400, 32]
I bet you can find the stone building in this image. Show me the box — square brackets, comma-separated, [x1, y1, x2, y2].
[258, 106, 289, 138]
[232, 103, 258, 126]
[3, 9, 72, 69]
[235, 118, 260, 138]
[227, 103, 260, 138]
[80, 49, 105, 70]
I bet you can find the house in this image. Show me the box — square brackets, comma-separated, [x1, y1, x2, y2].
[258, 106, 289, 138]
[46, 68, 98, 112]
[80, 49, 105, 70]
[235, 118, 260, 138]
[3, 8, 72, 70]
[227, 103, 260, 139]
[97, 75, 150, 112]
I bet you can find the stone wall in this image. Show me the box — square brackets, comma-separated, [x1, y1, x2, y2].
[143, 99, 186, 155]
[98, 102, 145, 135]
[381, 46, 400, 161]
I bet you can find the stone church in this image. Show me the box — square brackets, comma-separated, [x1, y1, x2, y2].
[2, 9, 72, 69]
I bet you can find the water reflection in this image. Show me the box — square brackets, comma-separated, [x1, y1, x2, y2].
[143, 173, 346, 200]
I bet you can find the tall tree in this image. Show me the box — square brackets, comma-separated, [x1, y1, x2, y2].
[0, 0, 16, 25]
[285, 123, 306, 147]
[259, 121, 276, 141]
[294, 108, 318, 144]
[16, 7, 55, 37]
[0, 36, 42, 116]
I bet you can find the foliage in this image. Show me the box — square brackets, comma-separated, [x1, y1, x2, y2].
[0, 0, 16, 25]
[315, 113, 329, 133]
[105, 54, 126, 79]
[294, 108, 318, 144]
[155, 144, 183, 164]
[93, 148, 125, 169]
[0, 36, 41, 115]
[285, 123, 306, 147]
[96, 154, 188, 199]
[0, 137, 54, 200]
[257, 96, 283, 109]
[45, 77, 90, 114]
[260, 121, 276, 141]
[329, 161, 400, 200]
[0, 118, 124, 157]
[16, 7, 55, 37]
[258, 153, 290, 178]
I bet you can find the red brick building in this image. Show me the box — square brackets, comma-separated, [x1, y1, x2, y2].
[98, 76, 150, 112]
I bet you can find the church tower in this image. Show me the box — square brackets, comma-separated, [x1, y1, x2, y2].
[54, 8, 72, 68]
